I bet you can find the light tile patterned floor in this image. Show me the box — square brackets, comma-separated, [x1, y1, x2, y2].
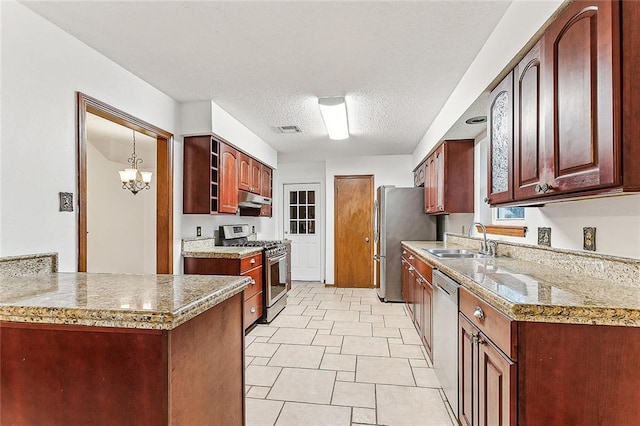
[245, 282, 457, 426]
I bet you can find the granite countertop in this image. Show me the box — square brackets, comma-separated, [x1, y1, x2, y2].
[0, 273, 251, 330]
[182, 246, 263, 259]
[181, 237, 263, 258]
[403, 241, 640, 327]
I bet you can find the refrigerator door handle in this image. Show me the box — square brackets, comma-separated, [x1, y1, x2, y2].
[373, 200, 379, 244]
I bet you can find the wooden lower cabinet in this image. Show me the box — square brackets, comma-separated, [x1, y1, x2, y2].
[459, 286, 640, 425]
[401, 246, 433, 361]
[459, 313, 516, 426]
[0, 293, 244, 425]
[184, 253, 264, 330]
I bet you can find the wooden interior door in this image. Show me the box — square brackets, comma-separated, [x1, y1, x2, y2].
[334, 175, 373, 288]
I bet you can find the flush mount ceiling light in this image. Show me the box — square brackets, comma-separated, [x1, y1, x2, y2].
[318, 96, 349, 140]
[465, 116, 487, 125]
[118, 130, 152, 195]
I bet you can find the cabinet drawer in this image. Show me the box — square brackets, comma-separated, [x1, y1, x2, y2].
[244, 291, 263, 329]
[405, 250, 433, 283]
[459, 288, 516, 359]
[240, 253, 263, 272]
[242, 267, 263, 300]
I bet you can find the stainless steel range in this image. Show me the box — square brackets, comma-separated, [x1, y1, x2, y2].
[219, 225, 290, 322]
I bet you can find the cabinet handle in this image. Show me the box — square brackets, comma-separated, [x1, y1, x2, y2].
[402, 250, 407, 255]
[250, 279, 256, 285]
[409, 255, 414, 260]
[250, 258, 256, 264]
[535, 183, 554, 194]
[408, 266, 415, 272]
[473, 306, 485, 321]
[250, 306, 256, 313]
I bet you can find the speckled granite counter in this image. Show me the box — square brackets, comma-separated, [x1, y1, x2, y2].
[0, 272, 251, 329]
[182, 237, 263, 258]
[403, 239, 640, 327]
[182, 246, 263, 258]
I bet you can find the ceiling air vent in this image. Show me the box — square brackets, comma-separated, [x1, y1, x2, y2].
[276, 125, 302, 134]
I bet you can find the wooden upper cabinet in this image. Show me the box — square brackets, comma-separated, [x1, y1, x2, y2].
[251, 161, 261, 194]
[424, 139, 474, 214]
[238, 152, 252, 192]
[487, 71, 514, 204]
[514, 40, 545, 200]
[259, 164, 272, 217]
[413, 160, 426, 187]
[542, 0, 621, 195]
[424, 155, 436, 213]
[219, 142, 239, 214]
[239, 152, 261, 194]
[183, 135, 216, 214]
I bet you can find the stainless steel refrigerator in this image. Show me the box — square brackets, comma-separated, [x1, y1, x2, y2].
[374, 186, 436, 302]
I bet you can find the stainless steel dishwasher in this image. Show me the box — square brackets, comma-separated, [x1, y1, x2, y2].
[432, 270, 460, 418]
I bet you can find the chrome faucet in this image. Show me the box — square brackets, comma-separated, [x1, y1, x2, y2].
[468, 222, 489, 254]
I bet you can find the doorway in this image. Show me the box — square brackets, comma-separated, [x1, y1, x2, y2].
[77, 93, 174, 273]
[283, 183, 322, 281]
[334, 175, 373, 288]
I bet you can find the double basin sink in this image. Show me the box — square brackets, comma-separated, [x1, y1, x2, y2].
[424, 248, 494, 259]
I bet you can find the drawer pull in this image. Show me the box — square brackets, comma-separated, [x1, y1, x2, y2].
[408, 255, 414, 260]
[250, 307, 256, 313]
[250, 279, 256, 285]
[250, 258, 256, 264]
[473, 306, 485, 321]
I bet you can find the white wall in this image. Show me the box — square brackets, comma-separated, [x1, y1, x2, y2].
[467, 134, 640, 259]
[87, 143, 156, 274]
[1, 1, 181, 271]
[412, 0, 564, 168]
[325, 155, 414, 284]
[180, 100, 278, 168]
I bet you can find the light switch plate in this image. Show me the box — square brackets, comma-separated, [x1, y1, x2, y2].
[538, 227, 551, 247]
[583, 227, 596, 251]
[59, 192, 73, 212]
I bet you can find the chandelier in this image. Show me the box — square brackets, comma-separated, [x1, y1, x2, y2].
[118, 130, 152, 195]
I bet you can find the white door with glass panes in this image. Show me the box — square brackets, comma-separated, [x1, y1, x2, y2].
[284, 183, 322, 281]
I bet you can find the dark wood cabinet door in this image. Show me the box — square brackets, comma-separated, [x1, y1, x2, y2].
[251, 161, 261, 194]
[219, 143, 239, 214]
[478, 338, 516, 426]
[183, 136, 214, 214]
[259, 164, 272, 217]
[238, 152, 251, 192]
[421, 280, 432, 358]
[487, 71, 514, 204]
[514, 40, 545, 200]
[543, 0, 620, 194]
[459, 314, 477, 426]
[425, 154, 437, 213]
[401, 258, 408, 302]
[434, 146, 445, 212]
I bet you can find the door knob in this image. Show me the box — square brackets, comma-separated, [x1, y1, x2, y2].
[365, 237, 370, 242]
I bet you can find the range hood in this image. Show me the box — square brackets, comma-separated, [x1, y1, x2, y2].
[238, 190, 272, 208]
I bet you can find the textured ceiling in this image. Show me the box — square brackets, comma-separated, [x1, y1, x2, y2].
[24, 1, 511, 162]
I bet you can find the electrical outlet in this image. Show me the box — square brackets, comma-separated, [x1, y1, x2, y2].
[537, 227, 551, 247]
[196, 226, 201, 237]
[583, 227, 596, 251]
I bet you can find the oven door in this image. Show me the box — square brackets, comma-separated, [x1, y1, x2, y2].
[267, 253, 288, 307]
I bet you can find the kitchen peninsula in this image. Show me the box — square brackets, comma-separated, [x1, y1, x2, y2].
[0, 257, 250, 425]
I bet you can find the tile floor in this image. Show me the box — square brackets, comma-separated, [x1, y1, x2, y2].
[245, 282, 457, 426]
